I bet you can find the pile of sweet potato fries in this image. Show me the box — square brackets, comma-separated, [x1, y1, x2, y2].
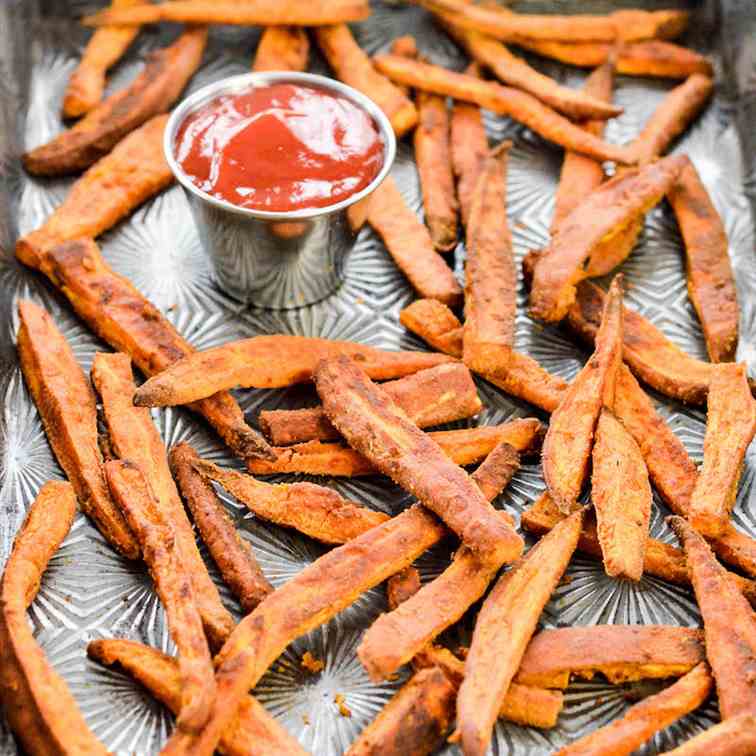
[4, 0, 756, 754]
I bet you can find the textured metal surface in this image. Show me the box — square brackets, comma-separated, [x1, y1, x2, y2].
[0, 0, 754, 754]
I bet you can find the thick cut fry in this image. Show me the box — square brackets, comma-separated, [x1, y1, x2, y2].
[16, 300, 137, 558]
[373, 55, 635, 165]
[21, 239, 273, 460]
[471, 442, 520, 502]
[556, 662, 713, 756]
[259, 362, 481, 445]
[134, 332, 453, 407]
[662, 714, 756, 755]
[23, 28, 207, 176]
[252, 26, 309, 72]
[92, 353, 234, 647]
[387, 566, 422, 611]
[315, 356, 524, 563]
[87, 639, 307, 756]
[170, 444, 272, 613]
[530, 154, 686, 322]
[105, 460, 215, 733]
[16, 115, 172, 267]
[0, 482, 109, 756]
[669, 517, 756, 718]
[542, 276, 623, 513]
[195, 459, 389, 543]
[62, 0, 145, 118]
[669, 157, 738, 362]
[400, 298, 464, 357]
[515, 624, 706, 689]
[455, 510, 582, 756]
[463, 142, 517, 376]
[314, 25, 417, 137]
[367, 176, 463, 304]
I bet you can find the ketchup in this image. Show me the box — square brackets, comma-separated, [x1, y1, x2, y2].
[175, 83, 384, 213]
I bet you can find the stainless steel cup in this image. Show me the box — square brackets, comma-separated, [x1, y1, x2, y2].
[164, 72, 396, 309]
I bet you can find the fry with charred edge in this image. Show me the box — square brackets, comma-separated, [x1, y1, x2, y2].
[669, 157, 738, 362]
[194, 459, 389, 543]
[170, 443, 272, 614]
[259, 362, 481, 445]
[160, 505, 446, 755]
[387, 567, 422, 611]
[92, 353, 234, 647]
[105, 460, 215, 733]
[23, 28, 207, 176]
[373, 55, 635, 165]
[542, 276, 623, 513]
[556, 662, 713, 756]
[0, 481, 109, 755]
[454, 510, 582, 756]
[134, 332, 453, 407]
[662, 714, 756, 755]
[87, 638, 307, 756]
[626, 74, 714, 164]
[314, 25, 418, 138]
[463, 142, 516, 376]
[85, 0, 371, 27]
[367, 177, 463, 304]
[252, 26, 309, 72]
[16, 115, 172, 267]
[669, 517, 756, 718]
[21, 239, 273, 460]
[400, 298, 464, 357]
[62, 0, 144, 118]
[16, 300, 137, 558]
[530, 155, 686, 322]
[471, 442, 520, 502]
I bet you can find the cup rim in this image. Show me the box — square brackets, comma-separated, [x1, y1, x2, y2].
[164, 71, 397, 221]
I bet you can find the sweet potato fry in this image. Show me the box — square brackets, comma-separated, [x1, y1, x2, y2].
[16, 300, 137, 558]
[20, 239, 273, 460]
[314, 25, 418, 138]
[669, 157, 738, 362]
[400, 298, 464, 357]
[23, 27, 207, 176]
[252, 26, 309, 72]
[463, 142, 517, 376]
[87, 638, 307, 756]
[373, 55, 635, 164]
[470, 441, 520, 502]
[530, 154, 686, 322]
[259, 362, 481, 445]
[0, 481, 109, 755]
[62, 0, 144, 118]
[662, 714, 756, 755]
[105, 460, 215, 733]
[170, 443, 272, 614]
[670, 517, 756, 718]
[16, 115, 172, 267]
[556, 662, 713, 756]
[626, 74, 714, 164]
[387, 566, 422, 611]
[454, 510, 582, 756]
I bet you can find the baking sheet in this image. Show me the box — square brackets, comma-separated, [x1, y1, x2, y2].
[0, 0, 754, 753]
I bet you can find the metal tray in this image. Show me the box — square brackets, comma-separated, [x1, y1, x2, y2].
[0, 0, 754, 753]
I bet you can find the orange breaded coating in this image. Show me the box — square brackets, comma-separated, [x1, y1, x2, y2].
[400, 298, 464, 358]
[471, 441, 520, 502]
[252, 26, 309, 72]
[662, 714, 756, 755]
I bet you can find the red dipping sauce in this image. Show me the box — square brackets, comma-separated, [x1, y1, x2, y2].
[174, 83, 385, 213]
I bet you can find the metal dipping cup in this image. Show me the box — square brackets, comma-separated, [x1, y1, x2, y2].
[164, 72, 396, 309]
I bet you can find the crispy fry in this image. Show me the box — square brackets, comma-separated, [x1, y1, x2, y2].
[530, 155, 686, 322]
[387, 566, 422, 611]
[62, 0, 145, 118]
[556, 662, 713, 756]
[662, 714, 756, 755]
[315, 356, 524, 563]
[454, 510, 582, 756]
[400, 298, 464, 357]
[194, 459, 389, 543]
[16, 300, 137, 558]
[373, 55, 635, 165]
[170, 443, 273, 615]
[669, 157, 738, 362]
[23, 27, 207, 176]
[252, 26, 309, 72]
[669, 517, 756, 718]
[16, 115, 172, 267]
[87, 638, 307, 756]
[259, 362, 482, 445]
[0, 481, 109, 755]
[105, 460, 215, 733]
[471, 442, 520, 502]
[314, 25, 418, 137]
